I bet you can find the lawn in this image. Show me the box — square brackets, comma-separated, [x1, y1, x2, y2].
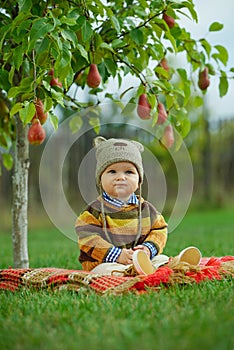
[0, 208, 233, 350]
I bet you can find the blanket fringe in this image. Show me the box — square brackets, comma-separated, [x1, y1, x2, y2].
[219, 260, 234, 277]
[0, 257, 233, 294]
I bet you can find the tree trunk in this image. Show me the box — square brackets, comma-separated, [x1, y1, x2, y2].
[12, 115, 30, 268]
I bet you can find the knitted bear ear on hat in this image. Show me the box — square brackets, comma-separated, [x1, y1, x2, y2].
[93, 136, 106, 148]
[131, 140, 144, 153]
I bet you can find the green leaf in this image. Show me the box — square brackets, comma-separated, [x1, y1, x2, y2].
[136, 85, 146, 97]
[50, 90, 65, 107]
[0, 69, 11, 91]
[0, 24, 11, 52]
[21, 77, 34, 88]
[193, 96, 203, 108]
[44, 97, 53, 112]
[104, 58, 117, 77]
[0, 131, 12, 150]
[151, 110, 158, 127]
[9, 66, 15, 86]
[8, 86, 20, 99]
[77, 44, 89, 62]
[155, 66, 169, 79]
[206, 63, 216, 75]
[209, 22, 224, 32]
[121, 98, 136, 116]
[10, 12, 31, 31]
[49, 113, 59, 130]
[42, 80, 51, 91]
[61, 29, 78, 47]
[36, 51, 49, 66]
[13, 45, 23, 70]
[173, 87, 185, 98]
[18, 0, 32, 12]
[89, 117, 100, 134]
[19, 101, 36, 124]
[165, 94, 175, 110]
[69, 115, 83, 134]
[54, 43, 72, 73]
[10, 102, 24, 118]
[130, 28, 144, 45]
[219, 72, 228, 97]
[180, 1, 198, 22]
[147, 93, 157, 110]
[182, 82, 191, 106]
[17, 19, 32, 37]
[175, 109, 190, 138]
[36, 36, 51, 54]
[117, 73, 122, 89]
[164, 31, 177, 52]
[100, 42, 114, 52]
[110, 15, 120, 32]
[29, 19, 54, 51]
[3, 153, 13, 171]
[200, 38, 212, 58]
[111, 39, 125, 49]
[213, 45, 228, 66]
[120, 86, 134, 99]
[177, 68, 187, 80]
[64, 66, 74, 88]
[152, 80, 168, 90]
[179, 118, 191, 138]
[81, 19, 93, 41]
[60, 16, 77, 26]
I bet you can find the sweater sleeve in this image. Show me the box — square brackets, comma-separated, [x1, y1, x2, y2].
[75, 209, 114, 264]
[143, 205, 168, 255]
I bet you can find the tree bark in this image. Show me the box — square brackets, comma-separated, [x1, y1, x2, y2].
[12, 115, 30, 268]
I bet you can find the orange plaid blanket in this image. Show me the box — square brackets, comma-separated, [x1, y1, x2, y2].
[0, 256, 233, 295]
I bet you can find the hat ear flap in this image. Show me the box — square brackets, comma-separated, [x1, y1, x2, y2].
[93, 136, 106, 148]
[131, 140, 144, 153]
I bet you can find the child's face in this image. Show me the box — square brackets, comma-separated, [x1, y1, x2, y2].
[101, 162, 139, 201]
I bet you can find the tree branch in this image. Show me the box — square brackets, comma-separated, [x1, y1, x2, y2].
[118, 10, 164, 39]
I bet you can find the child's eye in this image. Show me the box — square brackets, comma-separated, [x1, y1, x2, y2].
[126, 170, 134, 174]
[108, 170, 116, 174]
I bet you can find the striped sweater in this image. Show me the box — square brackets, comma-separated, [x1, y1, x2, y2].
[75, 196, 168, 271]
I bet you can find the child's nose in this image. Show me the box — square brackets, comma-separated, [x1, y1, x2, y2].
[116, 172, 126, 180]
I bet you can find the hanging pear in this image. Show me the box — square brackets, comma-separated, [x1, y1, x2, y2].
[28, 119, 46, 145]
[163, 13, 175, 28]
[32, 98, 48, 125]
[137, 93, 151, 119]
[198, 67, 210, 91]
[87, 64, 101, 88]
[161, 124, 174, 149]
[157, 102, 167, 124]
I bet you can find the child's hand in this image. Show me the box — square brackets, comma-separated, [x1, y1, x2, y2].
[117, 248, 134, 265]
[133, 245, 151, 258]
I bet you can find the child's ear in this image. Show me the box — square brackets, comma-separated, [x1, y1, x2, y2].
[93, 136, 106, 148]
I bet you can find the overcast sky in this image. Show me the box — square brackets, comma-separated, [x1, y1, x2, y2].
[183, 0, 234, 120]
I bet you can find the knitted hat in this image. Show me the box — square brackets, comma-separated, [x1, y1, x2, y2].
[94, 136, 144, 185]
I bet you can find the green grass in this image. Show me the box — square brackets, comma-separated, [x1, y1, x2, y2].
[0, 208, 233, 350]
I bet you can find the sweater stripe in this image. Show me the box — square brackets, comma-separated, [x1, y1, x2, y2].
[76, 197, 168, 271]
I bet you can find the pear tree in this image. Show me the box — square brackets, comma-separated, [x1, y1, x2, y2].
[0, 0, 233, 267]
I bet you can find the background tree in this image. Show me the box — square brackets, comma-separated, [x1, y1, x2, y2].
[0, 0, 233, 267]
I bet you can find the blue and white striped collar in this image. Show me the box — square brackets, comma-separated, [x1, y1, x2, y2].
[102, 191, 139, 208]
